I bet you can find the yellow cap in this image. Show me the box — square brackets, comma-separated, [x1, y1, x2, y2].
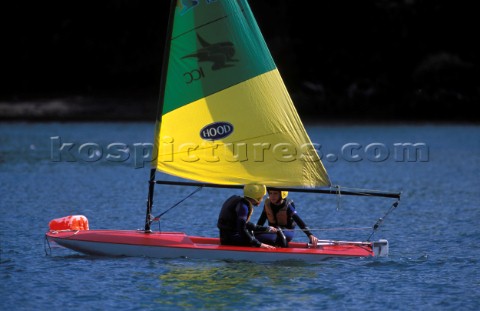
[244, 184, 266, 202]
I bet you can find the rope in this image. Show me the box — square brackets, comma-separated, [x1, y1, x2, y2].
[334, 185, 342, 211]
[291, 227, 371, 232]
[149, 186, 203, 228]
[313, 227, 371, 231]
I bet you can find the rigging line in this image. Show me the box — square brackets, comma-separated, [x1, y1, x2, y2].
[367, 199, 400, 241]
[150, 186, 204, 223]
[335, 185, 402, 196]
[334, 184, 342, 211]
[290, 227, 371, 232]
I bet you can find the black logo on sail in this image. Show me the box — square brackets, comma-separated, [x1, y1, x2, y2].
[200, 122, 234, 140]
[182, 34, 238, 70]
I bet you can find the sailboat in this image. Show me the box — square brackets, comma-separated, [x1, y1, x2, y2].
[45, 0, 400, 262]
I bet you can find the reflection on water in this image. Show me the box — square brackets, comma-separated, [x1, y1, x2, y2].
[152, 261, 315, 309]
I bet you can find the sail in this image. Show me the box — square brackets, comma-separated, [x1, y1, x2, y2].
[153, 0, 330, 188]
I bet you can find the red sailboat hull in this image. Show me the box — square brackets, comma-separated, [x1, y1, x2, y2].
[46, 229, 388, 262]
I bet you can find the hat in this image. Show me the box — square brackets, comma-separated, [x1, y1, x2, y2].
[267, 187, 288, 199]
[243, 184, 266, 202]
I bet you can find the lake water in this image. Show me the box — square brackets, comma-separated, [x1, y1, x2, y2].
[1, 122, 479, 310]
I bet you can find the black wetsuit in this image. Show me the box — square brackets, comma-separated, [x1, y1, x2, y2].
[217, 195, 268, 247]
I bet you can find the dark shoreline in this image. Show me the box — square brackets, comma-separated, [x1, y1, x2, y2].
[1, 96, 477, 124]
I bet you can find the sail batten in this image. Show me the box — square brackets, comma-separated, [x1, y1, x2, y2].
[154, 0, 330, 188]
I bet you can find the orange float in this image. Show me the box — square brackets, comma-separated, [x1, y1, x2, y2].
[49, 215, 89, 231]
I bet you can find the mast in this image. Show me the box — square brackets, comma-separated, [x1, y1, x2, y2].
[144, 0, 177, 232]
[144, 168, 156, 232]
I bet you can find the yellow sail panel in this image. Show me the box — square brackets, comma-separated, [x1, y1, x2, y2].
[155, 70, 330, 187]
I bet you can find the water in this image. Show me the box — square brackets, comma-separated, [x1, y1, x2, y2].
[1, 122, 479, 311]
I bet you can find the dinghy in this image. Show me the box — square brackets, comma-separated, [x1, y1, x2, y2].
[46, 0, 400, 261]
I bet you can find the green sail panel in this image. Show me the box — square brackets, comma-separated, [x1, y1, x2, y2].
[162, 0, 275, 115]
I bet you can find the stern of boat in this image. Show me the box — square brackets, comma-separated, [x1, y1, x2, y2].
[372, 239, 389, 257]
